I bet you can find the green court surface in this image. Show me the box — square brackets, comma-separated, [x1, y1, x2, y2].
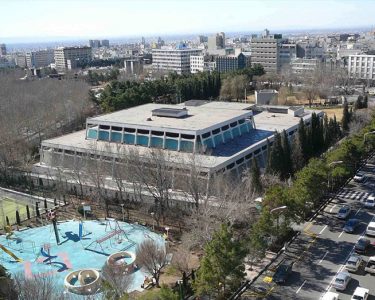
[0, 197, 35, 228]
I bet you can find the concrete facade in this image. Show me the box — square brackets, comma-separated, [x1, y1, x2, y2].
[348, 54, 375, 80]
[250, 35, 282, 73]
[54, 46, 92, 71]
[26, 49, 54, 68]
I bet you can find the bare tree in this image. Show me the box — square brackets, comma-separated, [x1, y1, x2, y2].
[101, 263, 133, 300]
[136, 239, 169, 287]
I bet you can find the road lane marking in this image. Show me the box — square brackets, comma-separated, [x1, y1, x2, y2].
[319, 225, 328, 235]
[338, 231, 344, 238]
[318, 251, 329, 264]
[355, 208, 362, 216]
[329, 204, 336, 213]
[296, 280, 306, 294]
[304, 222, 313, 232]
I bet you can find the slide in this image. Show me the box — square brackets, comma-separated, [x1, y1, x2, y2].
[0, 244, 22, 262]
[40, 248, 58, 263]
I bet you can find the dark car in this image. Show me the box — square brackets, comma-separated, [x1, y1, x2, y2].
[343, 219, 360, 233]
[272, 261, 293, 284]
[355, 238, 371, 254]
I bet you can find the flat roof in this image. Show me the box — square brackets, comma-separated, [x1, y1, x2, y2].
[42, 108, 320, 173]
[87, 102, 253, 134]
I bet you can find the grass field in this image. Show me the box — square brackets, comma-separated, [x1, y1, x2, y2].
[0, 197, 34, 229]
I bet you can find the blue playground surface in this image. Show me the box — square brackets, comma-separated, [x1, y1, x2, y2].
[0, 220, 165, 296]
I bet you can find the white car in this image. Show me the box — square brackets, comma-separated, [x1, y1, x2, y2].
[354, 172, 366, 182]
[322, 291, 339, 300]
[345, 255, 362, 272]
[351, 287, 369, 300]
[364, 195, 375, 208]
[366, 221, 375, 236]
[332, 271, 351, 291]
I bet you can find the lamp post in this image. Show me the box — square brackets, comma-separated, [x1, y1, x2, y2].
[177, 279, 183, 300]
[165, 227, 170, 238]
[120, 204, 124, 222]
[150, 212, 155, 231]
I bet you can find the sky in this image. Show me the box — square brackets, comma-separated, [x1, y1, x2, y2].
[1, 0, 375, 42]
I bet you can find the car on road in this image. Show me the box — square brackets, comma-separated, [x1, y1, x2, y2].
[345, 254, 363, 272]
[365, 256, 375, 274]
[364, 195, 375, 208]
[366, 221, 375, 236]
[332, 271, 351, 291]
[337, 205, 351, 219]
[351, 287, 369, 300]
[322, 291, 339, 300]
[355, 238, 372, 254]
[272, 261, 293, 284]
[344, 218, 360, 233]
[354, 172, 366, 182]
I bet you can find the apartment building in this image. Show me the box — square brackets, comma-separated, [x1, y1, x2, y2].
[348, 54, 375, 80]
[208, 32, 225, 50]
[26, 49, 54, 68]
[54, 46, 92, 71]
[152, 45, 202, 74]
[291, 58, 320, 74]
[215, 53, 246, 73]
[250, 30, 283, 73]
[190, 55, 216, 73]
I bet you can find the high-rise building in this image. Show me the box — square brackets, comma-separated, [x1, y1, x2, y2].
[89, 40, 101, 48]
[215, 53, 247, 73]
[208, 32, 225, 50]
[0, 44, 6, 56]
[101, 40, 110, 47]
[250, 30, 283, 73]
[198, 35, 208, 43]
[152, 44, 202, 74]
[348, 54, 375, 80]
[296, 42, 324, 59]
[279, 43, 297, 68]
[26, 49, 54, 68]
[54, 46, 92, 71]
[190, 55, 216, 73]
[15, 54, 27, 68]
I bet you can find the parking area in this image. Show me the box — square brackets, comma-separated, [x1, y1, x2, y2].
[242, 158, 375, 300]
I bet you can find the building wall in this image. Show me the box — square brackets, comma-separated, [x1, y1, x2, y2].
[250, 37, 281, 73]
[54, 46, 92, 71]
[26, 50, 54, 68]
[348, 54, 375, 79]
[215, 53, 246, 73]
[152, 48, 202, 74]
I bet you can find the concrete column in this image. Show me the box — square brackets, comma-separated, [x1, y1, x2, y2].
[96, 126, 99, 141]
[148, 131, 152, 147]
[177, 134, 181, 151]
[134, 129, 138, 145]
[109, 127, 112, 142]
[193, 135, 197, 153]
[121, 127, 125, 144]
[162, 132, 166, 149]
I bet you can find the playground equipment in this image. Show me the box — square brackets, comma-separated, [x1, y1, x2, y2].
[78, 220, 91, 240]
[85, 219, 135, 255]
[0, 244, 22, 262]
[64, 269, 101, 295]
[106, 251, 137, 274]
[4, 225, 36, 254]
[37, 243, 68, 272]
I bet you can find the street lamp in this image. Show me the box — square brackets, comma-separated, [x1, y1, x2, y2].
[150, 212, 155, 231]
[120, 204, 125, 222]
[270, 206, 287, 233]
[177, 279, 184, 300]
[165, 227, 170, 238]
[82, 202, 86, 220]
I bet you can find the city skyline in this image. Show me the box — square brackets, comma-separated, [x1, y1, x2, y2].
[1, 0, 375, 43]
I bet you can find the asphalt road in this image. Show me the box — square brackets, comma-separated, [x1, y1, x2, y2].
[243, 158, 375, 300]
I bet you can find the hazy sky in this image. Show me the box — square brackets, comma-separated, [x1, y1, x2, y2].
[1, 0, 374, 41]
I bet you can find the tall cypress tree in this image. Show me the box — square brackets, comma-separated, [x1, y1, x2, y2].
[250, 157, 262, 194]
[342, 101, 350, 132]
[291, 134, 305, 172]
[266, 132, 284, 178]
[297, 119, 308, 160]
[281, 130, 293, 179]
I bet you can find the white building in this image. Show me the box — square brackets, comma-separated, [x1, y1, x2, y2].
[54, 46, 92, 71]
[152, 45, 202, 74]
[348, 54, 375, 80]
[190, 55, 216, 73]
[291, 58, 319, 74]
[26, 49, 54, 68]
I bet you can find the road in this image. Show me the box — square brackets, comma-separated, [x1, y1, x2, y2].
[242, 158, 375, 300]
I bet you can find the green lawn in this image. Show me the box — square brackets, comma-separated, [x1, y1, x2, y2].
[0, 198, 34, 228]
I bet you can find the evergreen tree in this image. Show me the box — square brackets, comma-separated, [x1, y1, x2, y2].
[193, 223, 246, 298]
[291, 134, 305, 172]
[250, 157, 262, 194]
[363, 95, 368, 108]
[266, 132, 284, 177]
[323, 114, 331, 150]
[297, 119, 308, 160]
[342, 101, 350, 132]
[281, 130, 293, 179]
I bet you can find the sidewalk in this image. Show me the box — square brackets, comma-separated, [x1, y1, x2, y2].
[244, 251, 277, 281]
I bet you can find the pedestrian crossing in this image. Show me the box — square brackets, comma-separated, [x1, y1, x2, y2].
[336, 189, 372, 202]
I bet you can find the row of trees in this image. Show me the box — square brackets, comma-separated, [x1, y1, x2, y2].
[87, 69, 120, 86]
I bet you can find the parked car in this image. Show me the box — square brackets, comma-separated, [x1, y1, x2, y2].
[344, 219, 360, 233]
[345, 254, 363, 272]
[337, 205, 351, 219]
[354, 172, 366, 182]
[366, 221, 375, 236]
[364, 195, 375, 208]
[364, 256, 375, 274]
[272, 261, 293, 284]
[332, 271, 351, 291]
[351, 287, 369, 300]
[322, 291, 339, 300]
[355, 238, 372, 254]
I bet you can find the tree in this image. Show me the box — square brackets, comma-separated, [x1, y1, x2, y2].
[101, 263, 133, 300]
[281, 130, 293, 178]
[193, 223, 246, 299]
[266, 132, 284, 178]
[342, 101, 351, 132]
[297, 119, 308, 160]
[0, 265, 17, 300]
[138, 285, 178, 300]
[291, 133, 305, 172]
[135, 239, 169, 288]
[250, 157, 262, 194]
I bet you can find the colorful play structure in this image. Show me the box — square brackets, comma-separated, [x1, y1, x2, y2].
[64, 269, 102, 295]
[85, 219, 136, 255]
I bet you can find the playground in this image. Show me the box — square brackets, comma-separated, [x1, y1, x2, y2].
[0, 219, 165, 296]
